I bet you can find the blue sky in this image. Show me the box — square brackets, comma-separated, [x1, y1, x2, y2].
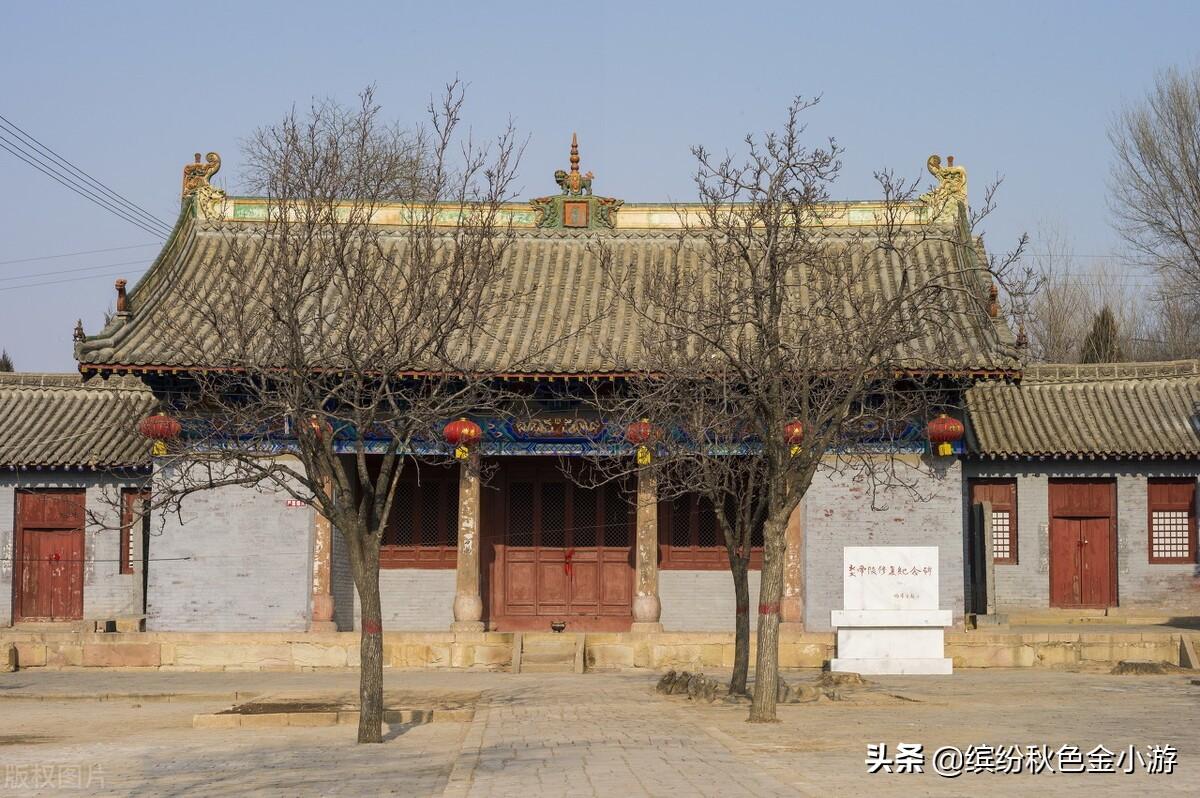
[2, 1, 1198, 370]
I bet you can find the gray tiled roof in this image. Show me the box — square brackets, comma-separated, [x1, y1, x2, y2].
[966, 360, 1200, 459]
[0, 373, 155, 468]
[75, 221, 1019, 374]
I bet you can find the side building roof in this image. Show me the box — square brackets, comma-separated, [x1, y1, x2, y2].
[965, 360, 1200, 460]
[0, 373, 155, 470]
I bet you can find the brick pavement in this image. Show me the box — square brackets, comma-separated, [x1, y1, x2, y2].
[0, 669, 1197, 796]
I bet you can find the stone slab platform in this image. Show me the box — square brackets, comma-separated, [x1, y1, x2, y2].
[0, 627, 1197, 671]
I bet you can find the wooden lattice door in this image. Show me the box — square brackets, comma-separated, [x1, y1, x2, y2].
[487, 459, 633, 631]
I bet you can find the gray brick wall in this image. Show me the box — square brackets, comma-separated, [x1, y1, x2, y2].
[1118, 473, 1200, 610]
[351, 568, 455, 631]
[965, 461, 1200, 612]
[992, 473, 1051, 609]
[147, 467, 314, 632]
[331, 524, 355, 631]
[1, 474, 144, 626]
[804, 458, 964, 631]
[660, 569, 761, 632]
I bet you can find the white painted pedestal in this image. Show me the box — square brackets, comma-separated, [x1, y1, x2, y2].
[830, 547, 953, 675]
[830, 609, 952, 674]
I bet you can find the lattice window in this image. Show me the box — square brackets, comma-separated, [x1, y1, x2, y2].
[541, 483, 566, 547]
[991, 510, 1013, 562]
[603, 482, 630, 548]
[380, 464, 459, 567]
[382, 482, 414, 546]
[697, 498, 721, 548]
[445, 482, 458, 549]
[573, 485, 597, 547]
[1151, 511, 1190, 559]
[1148, 478, 1196, 563]
[660, 493, 763, 569]
[508, 482, 535, 547]
[971, 479, 1018, 565]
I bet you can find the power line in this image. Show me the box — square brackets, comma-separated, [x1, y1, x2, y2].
[0, 242, 159, 266]
[0, 267, 142, 293]
[0, 113, 174, 234]
[0, 135, 169, 239]
[0, 128, 173, 237]
[0, 257, 151, 283]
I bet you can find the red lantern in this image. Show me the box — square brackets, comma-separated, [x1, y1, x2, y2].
[306, 414, 333, 442]
[927, 413, 964, 457]
[784, 419, 804, 458]
[138, 413, 181, 456]
[625, 418, 660, 465]
[443, 418, 482, 460]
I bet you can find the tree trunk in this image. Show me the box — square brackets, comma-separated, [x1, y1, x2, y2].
[356, 540, 384, 744]
[749, 516, 786, 722]
[730, 556, 751, 695]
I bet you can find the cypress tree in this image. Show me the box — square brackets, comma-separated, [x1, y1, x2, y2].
[1079, 306, 1126, 363]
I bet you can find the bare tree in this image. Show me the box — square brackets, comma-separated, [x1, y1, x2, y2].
[1023, 225, 1087, 362]
[583, 98, 1027, 722]
[136, 84, 524, 743]
[1110, 65, 1200, 304]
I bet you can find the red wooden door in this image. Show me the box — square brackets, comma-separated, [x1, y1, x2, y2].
[14, 490, 85, 622]
[1048, 480, 1115, 609]
[487, 459, 633, 631]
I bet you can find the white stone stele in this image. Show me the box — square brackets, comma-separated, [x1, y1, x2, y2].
[830, 545, 952, 675]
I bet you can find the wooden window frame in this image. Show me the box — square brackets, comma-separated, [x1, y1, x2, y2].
[119, 489, 149, 575]
[1147, 478, 1197, 564]
[971, 478, 1018, 565]
[379, 469, 459, 569]
[658, 494, 763, 571]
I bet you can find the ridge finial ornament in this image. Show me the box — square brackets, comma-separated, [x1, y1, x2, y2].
[555, 133, 594, 196]
[183, 152, 221, 197]
[182, 151, 227, 219]
[926, 154, 967, 203]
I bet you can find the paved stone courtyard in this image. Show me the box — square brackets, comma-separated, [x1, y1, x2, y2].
[0, 668, 1197, 796]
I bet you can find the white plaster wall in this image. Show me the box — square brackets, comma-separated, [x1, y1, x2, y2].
[147, 462, 314, 632]
[660, 569, 761, 632]
[1, 473, 146, 626]
[0, 485, 13, 626]
[804, 458, 964, 631]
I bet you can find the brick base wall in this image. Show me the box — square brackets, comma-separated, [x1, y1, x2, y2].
[660, 570, 761, 632]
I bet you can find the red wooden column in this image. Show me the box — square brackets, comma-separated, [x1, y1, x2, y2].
[451, 454, 485, 631]
[631, 468, 663, 632]
[309, 478, 336, 632]
[780, 500, 805, 633]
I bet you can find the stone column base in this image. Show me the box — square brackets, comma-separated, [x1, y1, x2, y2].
[779, 622, 806, 636]
[630, 622, 664, 634]
[308, 621, 338, 633]
[450, 621, 486, 633]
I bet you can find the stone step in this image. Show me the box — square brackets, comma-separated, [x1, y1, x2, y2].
[512, 633, 585, 674]
[520, 650, 575, 665]
[517, 661, 577, 673]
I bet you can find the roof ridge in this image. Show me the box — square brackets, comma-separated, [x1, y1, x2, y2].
[0, 372, 150, 392]
[1022, 359, 1200, 384]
